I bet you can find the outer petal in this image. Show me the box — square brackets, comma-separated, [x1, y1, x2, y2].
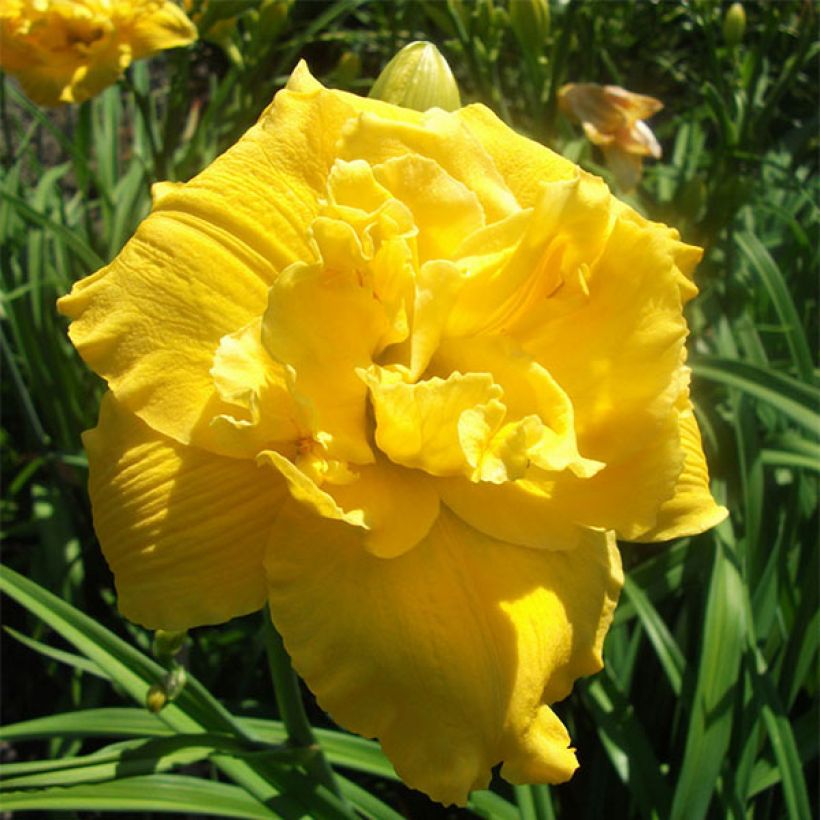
[635, 398, 728, 541]
[515, 208, 701, 539]
[84, 393, 285, 629]
[57, 76, 363, 455]
[455, 104, 577, 208]
[264, 505, 622, 805]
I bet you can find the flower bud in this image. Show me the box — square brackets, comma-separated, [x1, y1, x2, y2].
[509, 0, 550, 57]
[335, 51, 361, 85]
[722, 3, 746, 48]
[369, 41, 461, 112]
[258, 0, 292, 42]
[152, 629, 188, 660]
[164, 666, 188, 701]
[146, 684, 167, 713]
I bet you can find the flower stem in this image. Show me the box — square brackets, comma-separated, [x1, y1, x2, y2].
[262, 606, 346, 804]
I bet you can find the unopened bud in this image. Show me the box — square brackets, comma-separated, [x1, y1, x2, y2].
[146, 684, 167, 713]
[164, 666, 188, 701]
[723, 3, 746, 48]
[335, 51, 361, 85]
[369, 41, 461, 112]
[152, 629, 188, 661]
[509, 0, 550, 57]
[258, 0, 292, 42]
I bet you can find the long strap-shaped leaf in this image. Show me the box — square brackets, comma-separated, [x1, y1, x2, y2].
[0, 565, 357, 820]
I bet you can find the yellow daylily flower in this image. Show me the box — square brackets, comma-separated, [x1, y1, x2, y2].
[0, 0, 197, 107]
[558, 82, 664, 191]
[58, 63, 727, 805]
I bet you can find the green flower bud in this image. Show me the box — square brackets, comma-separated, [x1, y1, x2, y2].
[258, 0, 292, 42]
[722, 3, 746, 48]
[146, 684, 167, 714]
[335, 51, 362, 85]
[152, 629, 188, 660]
[369, 41, 461, 112]
[509, 0, 550, 57]
[164, 666, 188, 701]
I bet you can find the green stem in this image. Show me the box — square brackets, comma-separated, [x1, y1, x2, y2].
[262, 607, 348, 808]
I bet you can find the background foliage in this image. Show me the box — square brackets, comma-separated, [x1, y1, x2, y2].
[1, 1, 817, 817]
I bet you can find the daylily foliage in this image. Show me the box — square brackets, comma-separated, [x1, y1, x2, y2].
[58, 63, 726, 805]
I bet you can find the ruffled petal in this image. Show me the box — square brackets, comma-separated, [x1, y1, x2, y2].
[261, 452, 440, 558]
[84, 394, 285, 630]
[433, 335, 602, 479]
[362, 364, 502, 477]
[634, 398, 728, 541]
[209, 319, 302, 454]
[446, 173, 613, 339]
[339, 107, 520, 221]
[58, 75, 364, 454]
[455, 104, 578, 208]
[127, 1, 197, 59]
[261, 262, 390, 464]
[373, 154, 485, 261]
[515, 207, 703, 538]
[265, 505, 621, 805]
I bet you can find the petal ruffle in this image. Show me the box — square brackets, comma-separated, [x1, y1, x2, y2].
[515, 208, 703, 538]
[261, 262, 390, 464]
[261, 452, 440, 559]
[455, 104, 578, 208]
[264, 504, 622, 805]
[634, 398, 728, 541]
[58, 74, 366, 455]
[128, 1, 198, 60]
[84, 393, 285, 630]
[339, 106, 520, 222]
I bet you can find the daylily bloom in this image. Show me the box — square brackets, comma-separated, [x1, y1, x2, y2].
[58, 63, 726, 805]
[559, 82, 664, 191]
[0, 0, 197, 106]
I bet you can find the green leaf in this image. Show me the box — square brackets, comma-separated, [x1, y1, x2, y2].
[0, 774, 276, 818]
[670, 532, 745, 820]
[692, 356, 819, 432]
[746, 651, 812, 819]
[0, 190, 104, 270]
[582, 670, 671, 818]
[735, 231, 815, 382]
[0, 566, 360, 820]
[0, 734, 272, 789]
[622, 576, 685, 696]
[2, 625, 106, 679]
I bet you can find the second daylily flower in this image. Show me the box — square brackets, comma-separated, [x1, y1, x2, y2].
[559, 82, 664, 191]
[0, 0, 197, 106]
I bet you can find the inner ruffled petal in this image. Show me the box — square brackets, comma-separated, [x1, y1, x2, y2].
[260, 450, 440, 559]
[362, 364, 504, 477]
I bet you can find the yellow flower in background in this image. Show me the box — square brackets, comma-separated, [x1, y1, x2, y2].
[58, 63, 726, 804]
[559, 82, 664, 191]
[0, 0, 197, 106]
